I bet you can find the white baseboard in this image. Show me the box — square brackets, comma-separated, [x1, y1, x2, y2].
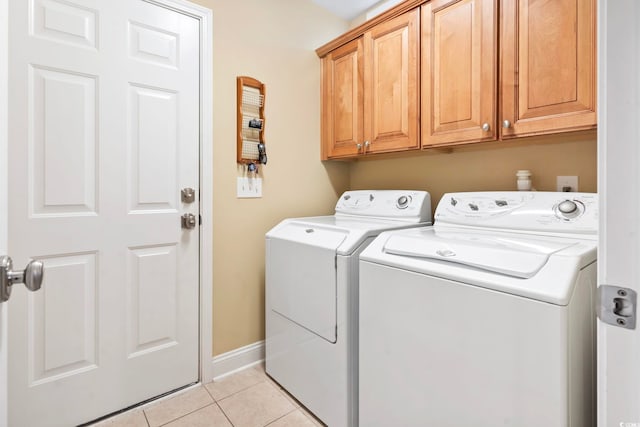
[211, 340, 265, 381]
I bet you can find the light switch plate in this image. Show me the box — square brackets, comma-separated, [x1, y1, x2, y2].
[556, 176, 579, 192]
[237, 177, 262, 198]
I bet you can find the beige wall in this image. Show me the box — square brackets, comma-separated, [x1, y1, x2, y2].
[189, 0, 350, 356]
[189, 0, 598, 359]
[350, 132, 597, 213]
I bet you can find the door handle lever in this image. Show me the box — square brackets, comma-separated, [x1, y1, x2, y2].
[0, 256, 44, 303]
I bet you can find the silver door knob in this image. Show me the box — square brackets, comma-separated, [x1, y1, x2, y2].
[0, 256, 44, 303]
[356, 143, 362, 151]
[502, 119, 512, 128]
[181, 213, 197, 230]
[482, 123, 490, 132]
[364, 140, 370, 149]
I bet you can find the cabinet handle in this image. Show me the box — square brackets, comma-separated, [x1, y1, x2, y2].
[364, 140, 370, 151]
[481, 123, 490, 132]
[502, 120, 512, 129]
[356, 143, 362, 151]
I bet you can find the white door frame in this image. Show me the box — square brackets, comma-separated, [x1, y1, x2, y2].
[0, 0, 8, 425]
[0, 1, 213, 425]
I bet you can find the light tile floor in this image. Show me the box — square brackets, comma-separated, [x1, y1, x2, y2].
[90, 363, 326, 427]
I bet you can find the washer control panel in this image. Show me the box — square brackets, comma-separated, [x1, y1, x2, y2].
[335, 190, 431, 223]
[435, 192, 598, 235]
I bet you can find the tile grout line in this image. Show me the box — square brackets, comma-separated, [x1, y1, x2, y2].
[142, 409, 151, 427]
[213, 380, 273, 426]
[201, 384, 235, 427]
[209, 377, 271, 403]
[202, 382, 218, 402]
[263, 407, 299, 427]
[154, 401, 217, 427]
[214, 401, 236, 427]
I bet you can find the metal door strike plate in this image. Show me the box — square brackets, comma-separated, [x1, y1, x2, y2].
[597, 285, 637, 330]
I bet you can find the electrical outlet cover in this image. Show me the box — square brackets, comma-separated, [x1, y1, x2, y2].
[556, 176, 579, 192]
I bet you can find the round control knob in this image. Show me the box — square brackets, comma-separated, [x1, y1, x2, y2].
[558, 200, 578, 214]
[396, 195, 410, 209]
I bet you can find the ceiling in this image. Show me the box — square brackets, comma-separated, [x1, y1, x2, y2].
[310, 0, 386, 20]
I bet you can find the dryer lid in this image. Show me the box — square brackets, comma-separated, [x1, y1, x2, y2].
[383, 229, 577, 278]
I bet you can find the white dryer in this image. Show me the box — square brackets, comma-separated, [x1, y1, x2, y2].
[359, 192, 597, 427]
[265, 190, 432, 427]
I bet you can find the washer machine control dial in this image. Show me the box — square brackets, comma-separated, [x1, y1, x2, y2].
[555, 199, 584, 220]
[396, 195, 411, 209]
[558, 200, 578, 214]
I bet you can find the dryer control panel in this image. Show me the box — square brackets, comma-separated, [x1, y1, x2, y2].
[335, 190, 431, 223]
[435, 192, 598, 236]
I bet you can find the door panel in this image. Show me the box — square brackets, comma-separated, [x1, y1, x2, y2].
[31, 65, 98, 215]
[8, 1, 200, 425]
[422, 0, 497, 147]
[321, 38, 364, 159]
[30, 252, 97, 384]
[31, 0, 98, 49]
[126, 244, 178, 356]
[128, 84, 178, 212]
[500, 0, 596, 138]
[364, 9, 419, 154]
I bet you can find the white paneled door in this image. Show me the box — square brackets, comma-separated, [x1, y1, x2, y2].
[7, 0, 200, 425]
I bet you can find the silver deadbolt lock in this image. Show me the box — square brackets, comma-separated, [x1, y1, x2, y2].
[181, 188, 196, 203]
[0, 256, 44, 303]
[181, 213, 197, 230]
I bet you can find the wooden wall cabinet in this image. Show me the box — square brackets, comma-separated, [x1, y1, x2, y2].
[500, 0, 597, 139]
[321, 38, 364, 159]
[421, 0, 497, 148]
[422, 0, 596, 148]
[321, 9, 420, 159]
[319, 0, 596, 157]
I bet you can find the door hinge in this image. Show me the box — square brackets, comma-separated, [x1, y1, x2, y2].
[597, 285, 637, 330]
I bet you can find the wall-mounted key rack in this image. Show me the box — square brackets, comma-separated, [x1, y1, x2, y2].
[237, 76, 267, 167]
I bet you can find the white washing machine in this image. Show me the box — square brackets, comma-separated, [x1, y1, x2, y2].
[265, 190, 432, 427]
[359, 191, 597, 427]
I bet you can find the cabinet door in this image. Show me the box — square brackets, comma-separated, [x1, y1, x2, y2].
[422, 0, 497, 147]
[321, 38, 364, 159]
[500, 0, 597, 138]
[363, 9, 420, 154]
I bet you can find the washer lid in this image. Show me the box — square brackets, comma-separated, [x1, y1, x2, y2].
[383, 229, 576, 278]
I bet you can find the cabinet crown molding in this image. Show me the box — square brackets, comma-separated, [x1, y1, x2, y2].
[316, 0, 425, 58]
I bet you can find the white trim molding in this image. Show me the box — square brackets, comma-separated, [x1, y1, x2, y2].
[211, 341, 265, 381]
[0, 0, 9, 425]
